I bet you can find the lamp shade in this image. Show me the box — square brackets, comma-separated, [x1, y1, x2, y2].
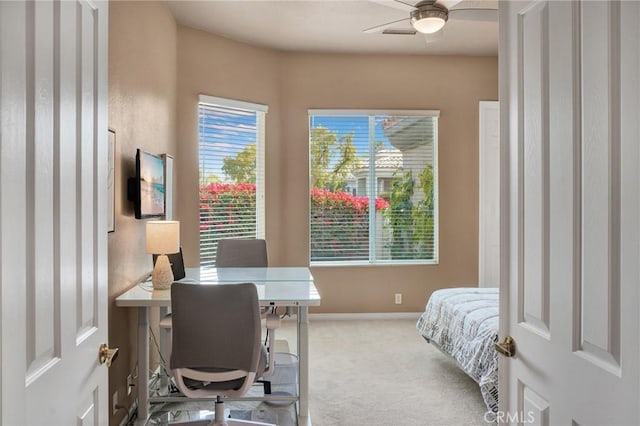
[146, 220, 180, 255]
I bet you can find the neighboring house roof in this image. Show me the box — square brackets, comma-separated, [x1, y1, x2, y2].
[373, 149, 403, 169]
[353, 149, 402, 178]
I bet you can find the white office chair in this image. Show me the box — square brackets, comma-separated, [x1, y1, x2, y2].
[216, 239, 268, 267]
[160, 239, 269, 378]
[168, 282, 280, 426]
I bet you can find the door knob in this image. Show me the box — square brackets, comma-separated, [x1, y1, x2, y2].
[99, 344, 119, 367]
[495, 336, 516, 357]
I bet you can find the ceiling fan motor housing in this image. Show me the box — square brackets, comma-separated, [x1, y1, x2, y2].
[411, 0, 449, 28]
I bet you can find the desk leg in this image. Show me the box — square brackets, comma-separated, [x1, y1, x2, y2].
[298, 306, 311, 423]
[136, 306, 150, 425]
[158, 306, 169, 390]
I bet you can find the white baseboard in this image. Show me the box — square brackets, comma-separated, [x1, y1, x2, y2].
[309, 312, 422, 320]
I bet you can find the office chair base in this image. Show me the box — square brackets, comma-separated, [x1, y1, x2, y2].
[211, 420, 275, 426]
[209, 400, 275, 426]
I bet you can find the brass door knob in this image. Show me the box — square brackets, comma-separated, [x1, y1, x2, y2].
[495, 336, 516, 357]
[99, 344, 119, 367]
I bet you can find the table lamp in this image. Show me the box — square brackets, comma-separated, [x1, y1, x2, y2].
[146, 220, 180, 290]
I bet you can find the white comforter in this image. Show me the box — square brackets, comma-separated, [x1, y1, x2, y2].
[416, 287, 499, 413]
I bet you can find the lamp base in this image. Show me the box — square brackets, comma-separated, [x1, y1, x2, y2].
[152, 254, 174, 290]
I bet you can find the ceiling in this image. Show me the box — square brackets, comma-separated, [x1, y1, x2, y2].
[165, 0, 499, 56]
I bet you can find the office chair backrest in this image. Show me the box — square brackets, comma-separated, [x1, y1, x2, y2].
[170, 283, 261, 373]
[216, 239, 268, 267]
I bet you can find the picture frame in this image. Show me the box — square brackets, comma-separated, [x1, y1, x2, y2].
[161, 153, 174, 220]
[108, 128, 116, 233]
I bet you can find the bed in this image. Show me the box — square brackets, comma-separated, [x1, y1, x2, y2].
[416, 287, 499, 413]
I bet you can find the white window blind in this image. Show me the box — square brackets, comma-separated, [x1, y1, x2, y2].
[309, 110, 439, 265]
[199, 95, 266, 267]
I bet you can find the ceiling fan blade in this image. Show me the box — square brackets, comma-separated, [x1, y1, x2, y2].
[435, 0, 464, 9]
[367, 0, 416, 13]
[363, 17, 412, 34]
[448, 8, 498, 22]
[383, 28, 418, 35]
[393, 0, 418, 9]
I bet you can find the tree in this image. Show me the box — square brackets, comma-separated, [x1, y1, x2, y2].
[384, 166, 436, 260]
[385, 171, 415, 259]
[222, 143, 256, 183]
[310, 126, 359, 191]
[199, 170, 221, 185]
[412, 165, 435, 258]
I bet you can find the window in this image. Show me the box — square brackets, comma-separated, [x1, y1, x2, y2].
[309, 110, 439, 265]
[199, 95, 267, 266]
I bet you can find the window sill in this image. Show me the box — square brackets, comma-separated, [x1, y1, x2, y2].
[310, 260, 439, 267]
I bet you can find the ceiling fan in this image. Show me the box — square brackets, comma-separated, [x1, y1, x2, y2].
[364, 0, 497, 37]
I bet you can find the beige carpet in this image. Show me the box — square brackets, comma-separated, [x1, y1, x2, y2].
[148, 319, 489, 426]
[305, 319, 488, 426]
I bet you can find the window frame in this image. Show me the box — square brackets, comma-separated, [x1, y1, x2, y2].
[308, 109, 440, 266]
[198, 94, 267, 266]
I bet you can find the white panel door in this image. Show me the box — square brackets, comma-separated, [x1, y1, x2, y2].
[0, 1, 109, 424]
[500, 1, 640, 424]
[479, 101, 500, 288]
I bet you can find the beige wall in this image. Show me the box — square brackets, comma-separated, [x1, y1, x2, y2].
[108, 2, 176, 425]
[176, 26, 285, 265]
[176, 27, 498, 313]
[281, 54, 497, 312]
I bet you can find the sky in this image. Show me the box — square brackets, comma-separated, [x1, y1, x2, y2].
[310, 115, 393, 156]
[198, 107, 396, 182]
[199, 105, 258, 181]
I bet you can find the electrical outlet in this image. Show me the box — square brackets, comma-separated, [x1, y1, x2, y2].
[112, 390, 119, 415]
[127, 374, 134, 395]
[395, 293, 402, 304]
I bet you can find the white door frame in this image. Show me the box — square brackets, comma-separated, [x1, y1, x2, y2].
[479, 100, 500, 288]
[498, 0, 512, 415]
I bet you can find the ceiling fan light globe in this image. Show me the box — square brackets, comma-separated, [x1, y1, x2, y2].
[411, 16, 446, 34]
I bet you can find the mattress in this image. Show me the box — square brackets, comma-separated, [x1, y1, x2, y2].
[416, 287, 499, 413]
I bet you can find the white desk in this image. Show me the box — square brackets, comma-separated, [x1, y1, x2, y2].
[115, 267, 320, 425]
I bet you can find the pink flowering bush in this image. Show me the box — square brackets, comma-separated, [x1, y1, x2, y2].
[199, 183, 257, 264]
[199, 182, 256, 230]
[310, 188, 389, 212]
[200, 183, 389, 263]
[310, 188, 388, 261]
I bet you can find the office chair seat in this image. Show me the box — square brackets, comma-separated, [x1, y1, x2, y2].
[180, 346, 268, 392]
